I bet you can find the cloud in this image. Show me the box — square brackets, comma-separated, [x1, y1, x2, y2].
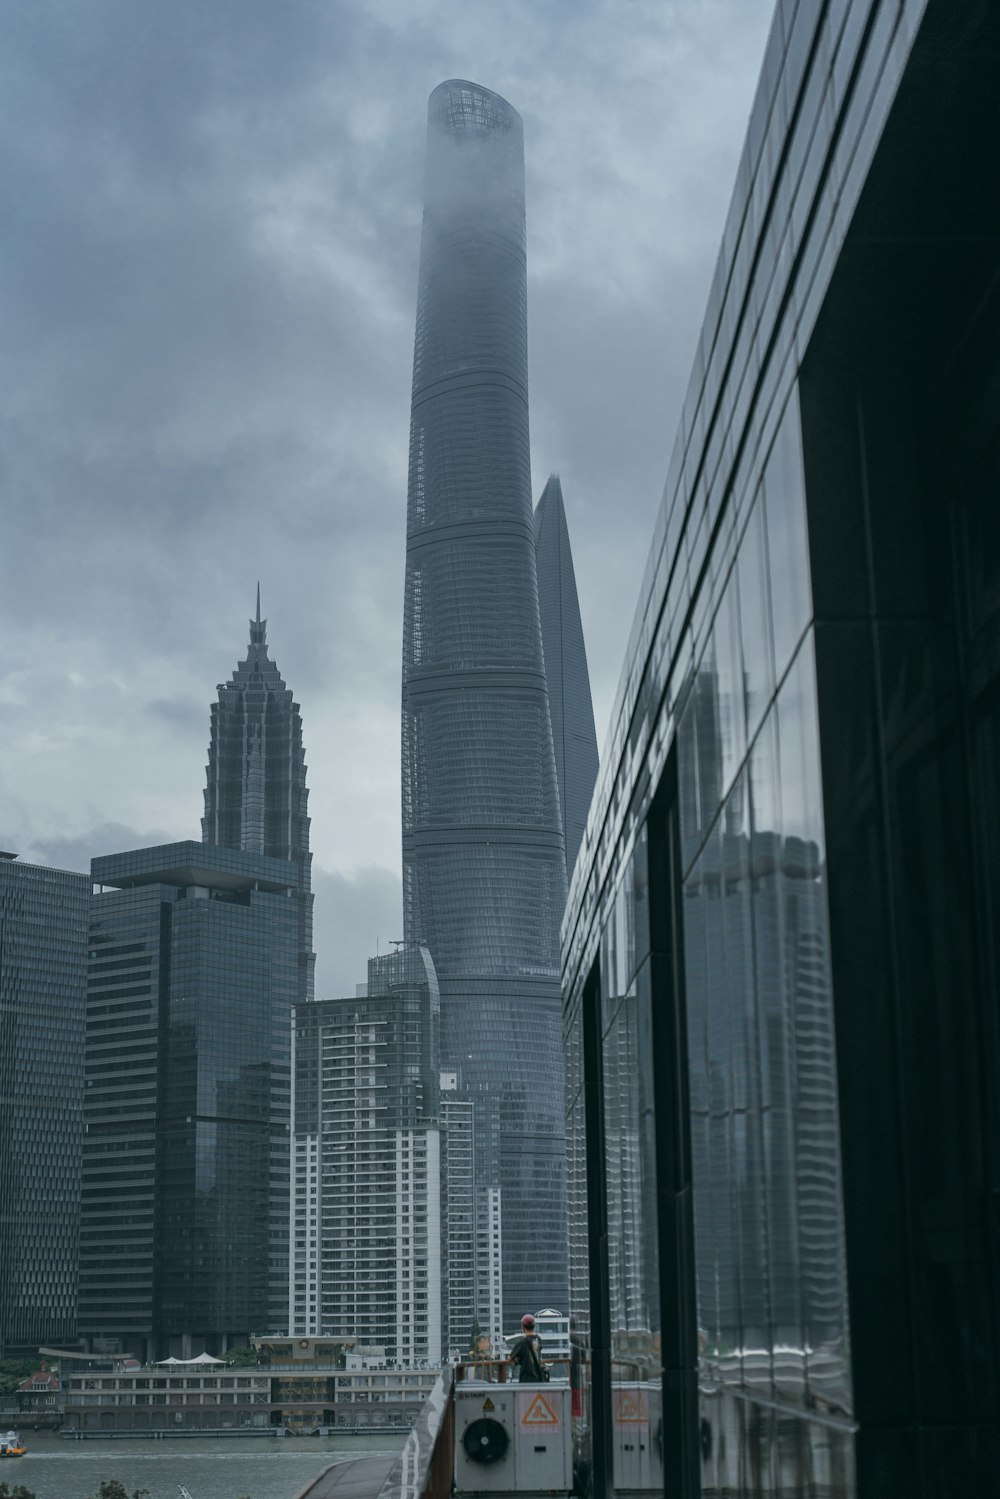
[147, 695, 211, 738]
[0, 0, 774, 973]
[312, 863, 404, 1000]
[9, 821, 177, 877]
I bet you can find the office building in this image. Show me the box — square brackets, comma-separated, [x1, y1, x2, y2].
[562, 3, 1000, 1495]
[203, 590, 314, 1002]
[0, 853, 88, 1355]
[290, 945, 442, 1365]
[534, 473, 600, 879]
[79, 843, 300, 1360]
[401, 78, 567, 1323]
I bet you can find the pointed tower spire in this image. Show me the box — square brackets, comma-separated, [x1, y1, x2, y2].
[250, 582, 266, 648]
[204, 600, 314, 997]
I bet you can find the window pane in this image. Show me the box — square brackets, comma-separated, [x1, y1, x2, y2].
[737, 492, 775, 743]
[764, 397, 812, 681]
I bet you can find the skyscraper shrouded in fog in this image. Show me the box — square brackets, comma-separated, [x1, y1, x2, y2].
[534, 474, 600, 879]
[203, 588, 314, 1003]
[0, 853, 88, 1355]
[401, 80, 568, 1319]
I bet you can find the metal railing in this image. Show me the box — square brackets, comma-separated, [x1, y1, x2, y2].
[373, 1356, 574, 1499]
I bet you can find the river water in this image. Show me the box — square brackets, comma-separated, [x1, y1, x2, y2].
[9, 1430, 405, 1499]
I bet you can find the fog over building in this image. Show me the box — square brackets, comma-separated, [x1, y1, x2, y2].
[401, 79, 568, 1320]
[0, 853, 88, 1355]
[534, 474, 600, 880]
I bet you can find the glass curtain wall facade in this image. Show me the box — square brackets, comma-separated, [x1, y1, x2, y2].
[534, 474, 600, 880]
[203, 592, 314, 1003]
[80, 843, 300, 1360]
[0, 854, 88, 1354]
[562, 3, 999, 1497]
[290, 945, 441, 1364]
[401, 80, 567, 1318]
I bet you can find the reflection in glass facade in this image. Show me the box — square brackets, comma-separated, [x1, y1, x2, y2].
[290, 945, 441, 1363]
[401, 80, 567, 1319]
[562, 2, 1000, 1495]
[80, 843, 300, 1360]
[534, 474, 600, 880]
[0, 854, 88, 1354]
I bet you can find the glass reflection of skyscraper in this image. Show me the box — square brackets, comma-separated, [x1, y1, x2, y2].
[562, 3, 1000, 1490]
[401, 81, 568, 1318]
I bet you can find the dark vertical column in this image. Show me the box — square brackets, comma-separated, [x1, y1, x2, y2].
[647, 763, 699, 1498]
[801, 72, 1000, 1477]
[582, 962, 614, 1499]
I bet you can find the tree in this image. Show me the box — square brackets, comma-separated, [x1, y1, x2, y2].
[0, 1359, 37, 1397]
[0, 1482, 38, 1499]
[224, 1346, 259, 1368]
[89, 1483, 150, 1499]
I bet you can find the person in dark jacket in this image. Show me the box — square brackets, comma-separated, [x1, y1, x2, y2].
[507, 1313, 547, 1382]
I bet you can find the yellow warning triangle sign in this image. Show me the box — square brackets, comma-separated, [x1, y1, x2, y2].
[520, 1392, 559, 1426]
[614, 1388, 647, 1423]
[483, 1398, 495, 1411]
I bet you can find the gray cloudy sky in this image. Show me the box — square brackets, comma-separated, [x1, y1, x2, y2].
[0, 0, 773, 998]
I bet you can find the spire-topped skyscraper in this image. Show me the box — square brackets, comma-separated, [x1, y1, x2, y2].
[203, 591, 314, 1001]
[534, 474, 600, 880]
[401, 80, 567, 1320]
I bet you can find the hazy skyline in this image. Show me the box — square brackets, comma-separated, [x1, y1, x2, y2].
[0, 0, 773, 998]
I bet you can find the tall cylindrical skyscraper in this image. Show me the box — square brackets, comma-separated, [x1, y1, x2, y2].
[402, 80, 567, 1322]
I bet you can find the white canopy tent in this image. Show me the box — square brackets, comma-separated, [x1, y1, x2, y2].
[154, 1353, 228, 1366]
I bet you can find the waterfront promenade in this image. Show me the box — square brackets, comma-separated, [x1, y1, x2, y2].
[294, 1452, 400, 1499]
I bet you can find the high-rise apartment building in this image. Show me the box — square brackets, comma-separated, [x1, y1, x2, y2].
[290, 946, 441, 1364]
[401, 78, 567, 1322]
[203, 591, 314, 1003]
[0, 853, 88, 1355]
[79, 843, 300, 1360]
[439, 1072, 503, 1358]
[534, 474, 600, 879]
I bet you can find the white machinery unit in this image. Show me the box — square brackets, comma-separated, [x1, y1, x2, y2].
[454, 1379, 573, 1498]
[611, 1381, 664, 1497]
